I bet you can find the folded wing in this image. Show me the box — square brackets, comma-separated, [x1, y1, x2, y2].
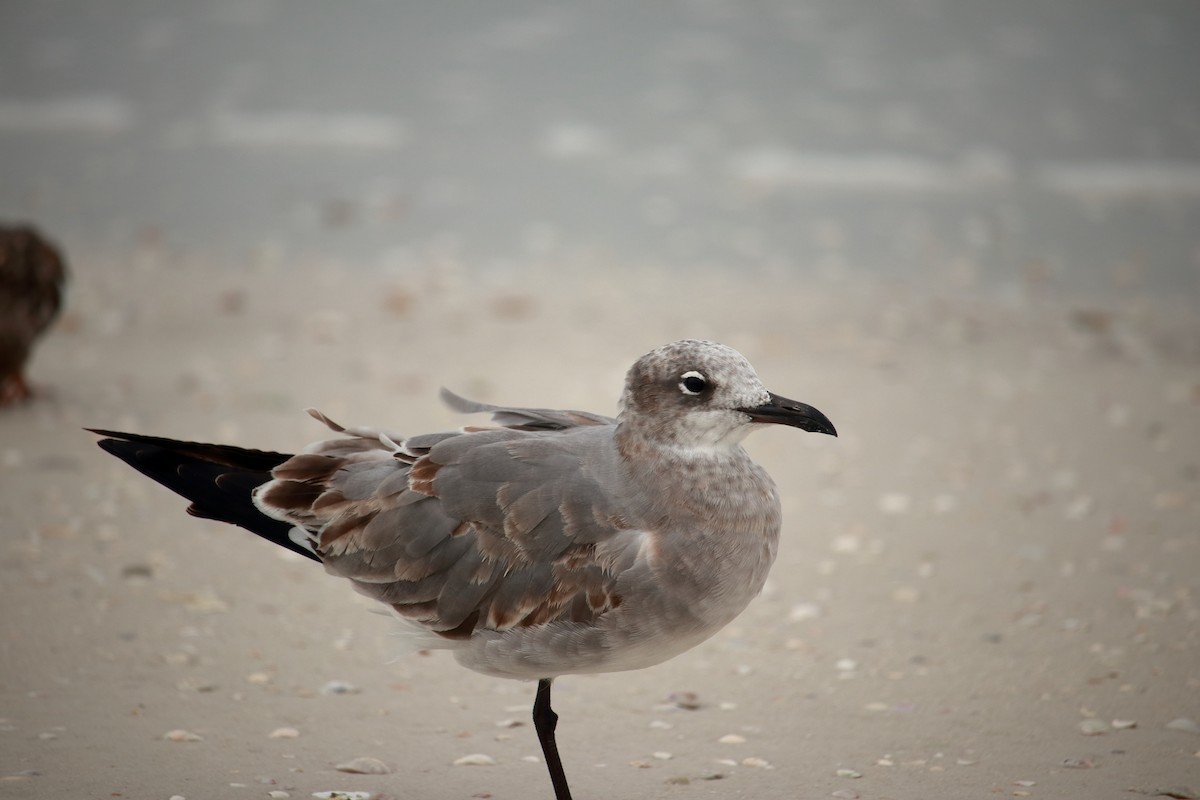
[96, 396, 641, 643]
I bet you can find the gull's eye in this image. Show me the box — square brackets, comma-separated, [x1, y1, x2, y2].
[679, 371, 708, 395]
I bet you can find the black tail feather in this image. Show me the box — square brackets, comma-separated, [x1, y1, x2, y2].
[91, 431, 321, 563]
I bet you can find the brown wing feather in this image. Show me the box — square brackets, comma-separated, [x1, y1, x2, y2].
[256, 410, 637, 638]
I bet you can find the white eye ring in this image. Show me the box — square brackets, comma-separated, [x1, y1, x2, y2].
[679, 370, 708, 395]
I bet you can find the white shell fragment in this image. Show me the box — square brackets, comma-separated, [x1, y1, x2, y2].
[453, 753, 498, 766]
[878, 492, 911, 514]
[334, 756, 393, 774]
[788, 602, 822, 622]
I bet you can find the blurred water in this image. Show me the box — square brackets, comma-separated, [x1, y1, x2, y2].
[2, 0, 1198, 295]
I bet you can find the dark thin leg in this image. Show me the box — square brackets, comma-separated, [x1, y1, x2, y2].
[533, 678, 573, 800]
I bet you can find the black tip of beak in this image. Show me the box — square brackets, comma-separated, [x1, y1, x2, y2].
[741, 392, 838, 437]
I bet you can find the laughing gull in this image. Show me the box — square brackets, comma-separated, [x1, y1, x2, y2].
[90, 339, 836, 800]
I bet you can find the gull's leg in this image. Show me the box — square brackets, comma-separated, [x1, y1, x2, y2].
[533, 678, 573, 800]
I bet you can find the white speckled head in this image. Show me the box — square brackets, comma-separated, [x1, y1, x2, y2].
[617, 340, 835, 452]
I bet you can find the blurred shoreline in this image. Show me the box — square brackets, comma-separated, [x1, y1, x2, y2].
[3, 2, 1198, 297]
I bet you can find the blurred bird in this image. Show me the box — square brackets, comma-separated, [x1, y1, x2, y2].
[0, 224, 68, 405]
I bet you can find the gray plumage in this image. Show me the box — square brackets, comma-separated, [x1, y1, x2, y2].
[91, 338, 836, 799]
[251, 339, 836, 678]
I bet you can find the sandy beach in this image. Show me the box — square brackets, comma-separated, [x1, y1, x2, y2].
[1, 253, 1197, 800]
[3, 2, 1200, 796]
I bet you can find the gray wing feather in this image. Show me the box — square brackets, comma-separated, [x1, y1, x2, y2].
[255, 403, 636, 638]
[440, 387, 615, 430]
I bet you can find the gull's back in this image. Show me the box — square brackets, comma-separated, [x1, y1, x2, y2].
[255, 398, 782, 680]
[93, 339, 837, 681]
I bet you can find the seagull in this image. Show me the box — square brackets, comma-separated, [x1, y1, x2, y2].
[90, 339, 836, 799]
[0, 224, 68, 406]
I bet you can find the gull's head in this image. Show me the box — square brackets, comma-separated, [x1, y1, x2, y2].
[617, 339, 837, 453]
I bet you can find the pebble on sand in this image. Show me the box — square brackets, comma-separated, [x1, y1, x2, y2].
[162, 729, 203, 742]
[1166, 718, 1200, 735]
[836, 768, 863, 778]
[666, 690, 702, 710]
[268, 727, 300, 739]
[334, 756, 392, 774]
[319, 680, 361, 696]
[1079, 718, 1110, 736]
[316, 681, 357, 695]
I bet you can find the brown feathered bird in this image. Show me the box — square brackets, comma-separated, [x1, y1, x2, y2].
[0, 225, 68, 405]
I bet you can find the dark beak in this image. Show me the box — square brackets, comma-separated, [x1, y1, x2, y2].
[741, 392, 837, 436]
